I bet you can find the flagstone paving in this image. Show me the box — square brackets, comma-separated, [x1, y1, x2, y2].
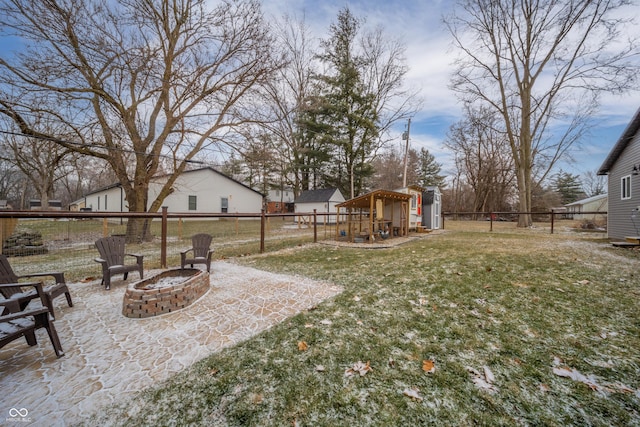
[0, 261, 342, 426]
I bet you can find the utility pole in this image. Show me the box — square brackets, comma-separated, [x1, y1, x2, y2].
[402, 118, 411, 187]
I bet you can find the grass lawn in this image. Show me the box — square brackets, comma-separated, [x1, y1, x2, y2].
[85, 225, 639, 426]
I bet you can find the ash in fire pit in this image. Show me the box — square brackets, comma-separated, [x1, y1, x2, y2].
[123, 268, 210, 318]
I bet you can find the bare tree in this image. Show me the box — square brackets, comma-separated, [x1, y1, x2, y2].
[582, 169, 607, 197]
[0, 0, 281, 241]
[260, 14, 322, 197]
[0, 128, 74, 209]
[444, 106, 516, 216]
[446, 0, 638, 226]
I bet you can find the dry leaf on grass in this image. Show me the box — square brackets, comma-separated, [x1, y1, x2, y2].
[297, 341, 308, 351]
[345, 361, 372, 377]
[575, 279, 590, 285]
[402, 387, 423, 401]
[315, 365, 325, 372]
[422, 359, 435, 373]
[467, 366, 498, 393]
[319, 319, 332, 326]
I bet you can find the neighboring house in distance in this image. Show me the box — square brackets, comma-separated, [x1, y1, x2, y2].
[294, 188, 345, 224]
[597, 106, 640, 240]
[266, 188, 295, 214]
[29, 199, 62, 210]
[564, 194, 608, 220]
[79, 167, 264, 217]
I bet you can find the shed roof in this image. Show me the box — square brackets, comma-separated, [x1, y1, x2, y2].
[564, 193, 607, 207]
[598, 107, 640, 175]
[296, 188, 342, 203]
[336, 189, 412, 209]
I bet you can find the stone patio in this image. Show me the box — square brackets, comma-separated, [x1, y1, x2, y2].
[0, 261, 342, 426]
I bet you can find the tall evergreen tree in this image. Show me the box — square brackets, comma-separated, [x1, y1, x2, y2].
[315, 8, 378, 198]
[553, 171, 585, 205]
[417, 148, 445, 188]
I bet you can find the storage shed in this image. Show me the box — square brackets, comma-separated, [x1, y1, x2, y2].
[335, 189, 412, 243]
[294, 188, 345, 224]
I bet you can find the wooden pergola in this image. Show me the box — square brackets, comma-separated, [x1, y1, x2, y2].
[335, 189, 412, 243]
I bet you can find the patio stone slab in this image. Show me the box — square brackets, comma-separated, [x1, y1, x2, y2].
[0, 261, 342, 426]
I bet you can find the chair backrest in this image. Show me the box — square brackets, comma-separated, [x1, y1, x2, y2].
[191, 233, 213, 258]
[95, 236, 127, 266]
[0, 255, 21, 298]
[0, 255, 19, 284]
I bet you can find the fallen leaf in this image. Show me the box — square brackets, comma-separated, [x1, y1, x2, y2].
[298, 341, 308, 351]
[345, 361, 372, 377]
[388, 358, 396, 368]
[422, 359, 436, 373]
[576, 279, 590, 285]
[81, 276, 97, 283]
[353, 295, 361, 302]
[402, 387, 423, 401]
[319, 319, 332, 326]
[208, 368, 219, 376]
[467, 366, 498, 393]
[483, 366, 495, 384]
[304, 323, 313, 328]
[315, 365, 325, 372]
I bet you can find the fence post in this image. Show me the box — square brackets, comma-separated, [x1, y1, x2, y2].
[490, 212, 494, 232]
[102, 218, 108, 237]
[161, 206, 167, 268]
[313, 209, 317, 243]
[550, 210, 555, 234]
[260, 209, 265, 253]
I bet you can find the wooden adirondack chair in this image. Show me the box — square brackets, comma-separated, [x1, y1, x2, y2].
[94, 236, 144, 290]
[180, 233, 214, 272]
[0, 254, 73, 319]
[0, 281, 64, 358]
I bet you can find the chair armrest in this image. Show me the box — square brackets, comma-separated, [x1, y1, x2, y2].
[125, 253, 144, 262]
[94, 257, 107, 264]
[0, 306, 49, 322]
[180, 248, 194, 256]
[0, 281, 46, 307]
[18, 271, 65, 284]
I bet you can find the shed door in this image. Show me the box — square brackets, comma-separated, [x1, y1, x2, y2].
[433, 193, 441, 229]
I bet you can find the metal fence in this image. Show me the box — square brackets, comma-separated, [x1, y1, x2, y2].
[442, 210, 608, 234]
[0, 208, 336, 282]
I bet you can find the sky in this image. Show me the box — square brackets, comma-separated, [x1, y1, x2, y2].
[262, 0, 640, 181]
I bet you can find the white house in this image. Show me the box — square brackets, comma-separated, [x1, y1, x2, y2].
[564, 194, 608, 220]
[79, 167, 264, 217]
[294, 188, 345, 224]
[598, 106, 640, 240]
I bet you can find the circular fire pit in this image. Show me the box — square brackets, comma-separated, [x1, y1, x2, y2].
[122, 268, 209, 318]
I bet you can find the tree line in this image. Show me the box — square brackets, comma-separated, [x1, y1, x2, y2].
[0, 0, 636, 241]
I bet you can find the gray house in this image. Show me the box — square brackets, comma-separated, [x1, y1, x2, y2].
[597, 107, 640, 240]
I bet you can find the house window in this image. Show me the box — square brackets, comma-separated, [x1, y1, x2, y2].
[622, 175, 632, 200]
[221, 197, 228, 213]
[188, 195, 197, 210]
[411, 194, 417, 209]
[104, 194, 108, 210]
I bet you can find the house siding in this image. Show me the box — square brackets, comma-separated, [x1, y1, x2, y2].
[608, 131, 640, 239]
[81, 168, 263, 219]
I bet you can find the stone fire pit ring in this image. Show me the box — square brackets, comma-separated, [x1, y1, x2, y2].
[123, 268, 210, 318]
